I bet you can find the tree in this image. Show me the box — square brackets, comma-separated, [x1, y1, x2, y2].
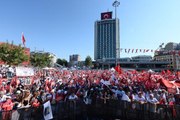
[56, 58, 63, 66]
[30, 52, 52, 68]
[62, 59, 68, 67]
[0, 42, 28, 65]
[85, 55, 92, 67]
[56, 58, 68, 67]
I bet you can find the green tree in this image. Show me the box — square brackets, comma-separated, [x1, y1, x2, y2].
[30, 52, 52, 68]
[62, 59, 68, 67]
[0, 42, 28, 65]
[56, 58, 63, 65]
[85, 55, 92, 67]
[56, 58, 68, 67]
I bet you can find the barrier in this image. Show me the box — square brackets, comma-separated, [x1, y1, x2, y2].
[0, 100, 180, 120]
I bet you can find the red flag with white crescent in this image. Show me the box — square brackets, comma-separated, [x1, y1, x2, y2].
[21, 32, 26, 46]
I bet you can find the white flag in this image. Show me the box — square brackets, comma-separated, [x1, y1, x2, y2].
[43, 101, 53, 120]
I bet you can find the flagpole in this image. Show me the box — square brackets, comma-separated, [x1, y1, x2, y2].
[22, 32, 26, 48]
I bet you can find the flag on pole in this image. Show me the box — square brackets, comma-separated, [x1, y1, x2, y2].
[146, 49, 149, 52]
[21, 32, 26, 46]
[143, 49, 146, 53]
[132, 49, 134, 53]
[125, 49, 127, 53]
[43, 101, 53, 120]
[135, 49, 138, 53]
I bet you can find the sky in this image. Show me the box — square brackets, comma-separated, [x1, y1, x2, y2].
[0, 0, 180, 61]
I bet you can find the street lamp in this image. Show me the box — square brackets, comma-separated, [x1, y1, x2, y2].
[112, 0, 120, 18]
[113, 0, 120, 67]
[102, 57, 105, 69]
[115, 48, 119, 66]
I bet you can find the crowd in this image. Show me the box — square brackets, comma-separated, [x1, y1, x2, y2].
[0, 65, 180, 112]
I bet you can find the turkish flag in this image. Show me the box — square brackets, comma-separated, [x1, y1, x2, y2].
[115, 65, 122, 74]
[101, 12, 112, 20]
[21, 32, 26, 46]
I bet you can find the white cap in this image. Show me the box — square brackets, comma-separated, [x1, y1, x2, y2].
[64, 91, 67, 94]
[16, 90, 21, 94]
[150, 94, 154, 97]
[47, 94, 52, 99]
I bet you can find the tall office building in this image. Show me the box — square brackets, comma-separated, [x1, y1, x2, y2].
[94, 12, 120, 62]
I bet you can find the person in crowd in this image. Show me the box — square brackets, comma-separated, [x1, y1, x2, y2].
[121, 91, 131, 102]
[168, 94, 176, 105]
[68, 92, 78, 101]
[0, 91, 8, 103]
[0, 65, 180, 115]
[147, 94, 159, 104]
[135, 92, 146, 104]
[153, 89, 161, 101]
[101, 91, 110, 104]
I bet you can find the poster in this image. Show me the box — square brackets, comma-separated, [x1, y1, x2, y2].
[43, 101, 53, 120]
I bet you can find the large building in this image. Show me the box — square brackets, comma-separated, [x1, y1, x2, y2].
[69, 54, 81, 62]
[69, 54, 81, 66]
[94, 11, 120, 64]
[154, 42, 180, 70]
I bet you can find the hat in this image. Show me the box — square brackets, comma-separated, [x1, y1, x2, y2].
[6, 96, 11, 99]
[16, 90, 21, 94]
[150, 94, 154, 97]
[64, 91, 67, 94]
[46, 94, 52, 99]
[57, 90, 63, 94]
[2, 82, 6, 85]
[0, 91, 4, 95]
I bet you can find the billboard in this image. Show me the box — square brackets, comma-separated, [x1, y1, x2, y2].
[101, 12, 112, 20]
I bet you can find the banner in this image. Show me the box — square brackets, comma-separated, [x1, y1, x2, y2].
[11, 111, 20, 120]
[16, 67, 34, 76]
[43, 101, 53, 120]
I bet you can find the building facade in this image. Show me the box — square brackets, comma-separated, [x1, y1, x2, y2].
[131, 55, 152, 62]
[69, 54, 81, 66]
[154, 42, 180, 70]
[94, 11, 120, 63]
[69, 54, 80, 62]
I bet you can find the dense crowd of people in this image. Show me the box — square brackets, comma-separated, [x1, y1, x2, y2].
[0, 65, 180, 112]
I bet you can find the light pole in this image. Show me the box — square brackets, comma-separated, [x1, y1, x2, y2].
[102, 57, 105, 70]
[176, 53, 179, 71]
[115, 48, 119, 66]
[113, 0, 120, 66]
[112, 0, 120, 19]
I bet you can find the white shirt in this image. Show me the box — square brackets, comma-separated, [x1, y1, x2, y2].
[136, 96, 146, 102]
[148, 98, 158, 104]
[0, 95, 8, 102]
[68, 94, 78, 100]
[121, 93, 131, 102]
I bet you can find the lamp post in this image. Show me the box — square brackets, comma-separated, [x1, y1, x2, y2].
[102, 57, 105, 70]
[112, 0, 120, 19]
[115, 48, 119, 66]
[113, 0, 120, 67]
